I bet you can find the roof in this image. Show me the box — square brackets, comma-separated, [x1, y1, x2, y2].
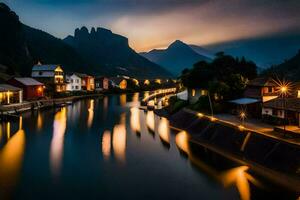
[229, 98, 260, 105]
[263, 97, 300, 112]
[32, 64, 60, 71]
[247, 77, 277, 87]
[13, 77, 44, 86]
[0, 84, 22, 92]
[74, 73, 93, 78]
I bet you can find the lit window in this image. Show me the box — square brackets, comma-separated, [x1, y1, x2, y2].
[192, 89, 195, 97]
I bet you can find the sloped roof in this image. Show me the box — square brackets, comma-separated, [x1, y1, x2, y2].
[0, 84, 22, 92]
[263, 97, 300, 112]
[14, 77, 44, 86]
[32, 64, 60, 71]
[247, 77, 277, 87]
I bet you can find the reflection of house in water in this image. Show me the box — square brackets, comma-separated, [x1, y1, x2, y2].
[112, 113, 126, 162]
[119, 94, 127, 107]
[87, 99, 94, 128]
[50, 107, 67, 177]
[0, 117, 25, 197]
[102, 130, 111, 160]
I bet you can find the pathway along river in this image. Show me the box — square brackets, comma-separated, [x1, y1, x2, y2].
[0, 93, 298, 200]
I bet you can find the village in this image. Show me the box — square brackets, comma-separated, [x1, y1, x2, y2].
[0, 62, 176, 114]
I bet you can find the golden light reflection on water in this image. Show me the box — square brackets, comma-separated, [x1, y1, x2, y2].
[87, 99, 94, 128]
[112, 124, 126, 162]
[0, 117, 25, 198]
[130, 107, 141, 133]
[102, 130, 111, 160]
[158, 117, 170, 144]
[146, 111, 155, 132]
[37, 112, 43, 131]
[132, 92, 139, 103]
[175, 131, 257, 200]
[120, 94, 127, 107]
[50, 107, 67, 177]
[144, 91, 149, 100]
[112, 113, 126, 162]
[6, 122, 10, 139]
[175, 131, 190, 154]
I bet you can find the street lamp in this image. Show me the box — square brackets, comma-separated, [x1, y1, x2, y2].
[274, 79, 292, 137]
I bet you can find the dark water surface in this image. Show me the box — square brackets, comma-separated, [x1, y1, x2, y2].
[0, 93, 297, 200]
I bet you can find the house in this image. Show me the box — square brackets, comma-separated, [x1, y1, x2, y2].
[76, 73, 95, 91]
[110, 77, 127, 90]
[65, 73, 82, 91]
[244, 77, 278, 102]
[0, 84, 23, 105]
[262, 98, 300, 126]
[31, 64, 66, 92]
[95, 76, 109, 91]
[262, 81, 300, 126]
[7, 77, 44, 100]
[187, 88, 208, 104]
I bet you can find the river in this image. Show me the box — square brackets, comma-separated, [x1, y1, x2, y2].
[0, 93, 297, 200]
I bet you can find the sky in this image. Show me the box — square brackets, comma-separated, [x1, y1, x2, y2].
[3, 0, 300, 52]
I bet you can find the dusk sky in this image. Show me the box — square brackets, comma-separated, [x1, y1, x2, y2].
[3, 0, 300, 52]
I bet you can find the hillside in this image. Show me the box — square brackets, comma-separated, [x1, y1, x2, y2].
[140, 40, 211, 75]
[0, 3, 87, 76]
[64, 27, 172, 78]
[264, 50, 300, 81]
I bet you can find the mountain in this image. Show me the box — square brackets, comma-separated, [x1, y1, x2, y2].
[188, 44, 215, 59]
[63, 27, 172, 78]
[263, 50, 300, 81]
[0, 3, 87, 76]
[204, 33, 300, 68]
[140, 40, 211, 75]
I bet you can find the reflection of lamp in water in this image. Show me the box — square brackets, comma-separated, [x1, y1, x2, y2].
[130, 107, 141, 133]
[221, 166, 259, 200]
[37, 112, 43, 131]
[175, 131, 190, 154]
[50, 107, 67, 177]
[102, 130, 111, 160]
[146, 111, 155, 132]
[6, 122, 10, 139]
[0, 116, 25, 196]
[120, 94, 126, 107]
[158, 117, 170, 144]
[87, 99, 94, 128]
[112, 124, 126, 162]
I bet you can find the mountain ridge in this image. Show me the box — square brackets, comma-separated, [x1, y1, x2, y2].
[140, 40, 211, 75]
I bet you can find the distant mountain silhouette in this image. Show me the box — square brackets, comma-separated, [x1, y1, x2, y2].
[140, 40, 211, 75]
[188, 44, 215, 59]
[264, 50, 300, 81]
[0, 3, 87, 76]
[64, 27, 172, 78]
[204, 33, 300, 68]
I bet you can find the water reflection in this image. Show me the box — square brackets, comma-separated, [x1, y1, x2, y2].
[130, 107, 141, 133]
[112, 114, 126, 162]
[158, 117, 170, 147]
[120, 94, 126, 107]
[146, 111, 155, 133]
[0, 117, 25, 198]
[87, 99, 94, 128]
[102, 130, 111, 160]
[175, 131, 259, 200]
[50, 107, 67, 177]
[6, 122, 10, 139]
[37, 111, 43, 131]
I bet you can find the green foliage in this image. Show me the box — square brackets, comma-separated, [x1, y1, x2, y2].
[180, 53, 257, 100]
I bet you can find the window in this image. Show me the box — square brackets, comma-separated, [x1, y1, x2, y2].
[191, 89, 195, 97]
[268, 87, 272, 93]
[75, 86, 78, 89]
[71, 79, 73, 83]
[39, 71, 43, 76]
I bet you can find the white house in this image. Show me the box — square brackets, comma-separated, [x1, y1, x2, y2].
[65, 73, 82, 91]
[31, 63, 66, 92]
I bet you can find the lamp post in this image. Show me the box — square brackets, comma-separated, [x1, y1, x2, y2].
[280, 86, 288, 137]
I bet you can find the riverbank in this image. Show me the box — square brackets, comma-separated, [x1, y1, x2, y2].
[154, 107, 300, 193]
[0, 93, 103, 115]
